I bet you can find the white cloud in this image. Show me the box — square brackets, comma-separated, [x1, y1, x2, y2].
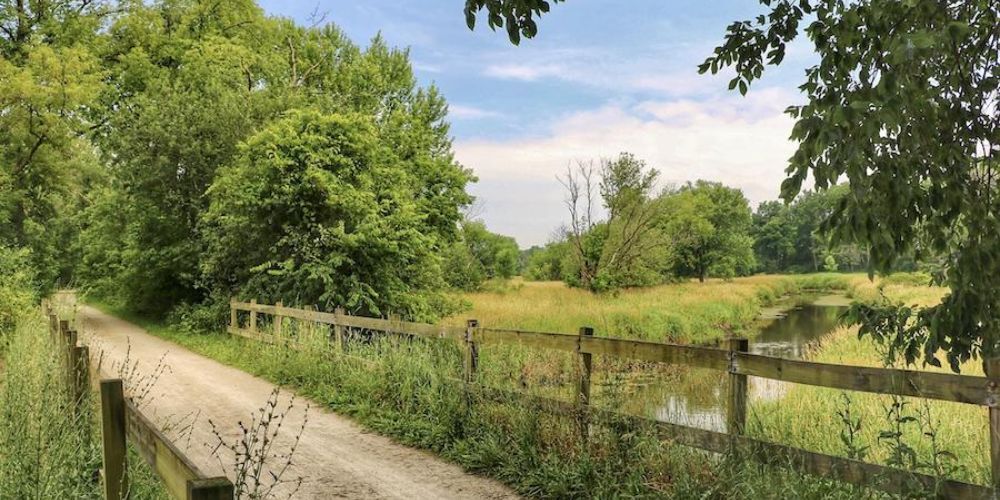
[448, 104, 503, 120]
[482, 63, 557, 81]
[454, 87, 803, 247]
[411, 61, 443, 73]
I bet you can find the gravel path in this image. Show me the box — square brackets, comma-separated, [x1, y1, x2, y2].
[79, 305, 518, 499]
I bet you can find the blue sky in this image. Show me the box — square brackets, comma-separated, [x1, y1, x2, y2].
[258, 1, 814, 247]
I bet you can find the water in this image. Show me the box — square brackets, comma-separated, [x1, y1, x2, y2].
[619, 295, 849, 432]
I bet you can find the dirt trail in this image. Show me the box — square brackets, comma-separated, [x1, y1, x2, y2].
[78, 305, 518, 499]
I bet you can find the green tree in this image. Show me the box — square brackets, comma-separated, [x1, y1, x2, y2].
[561, 153, 667, 291]
[751, 186, 853, 274]
[0, 42, 103, 290]
[523, 240, 570, 281]
[662, 181, 754, 282]
[751, 200, 796, 273]
[201, 110, 462, 321]
[443, 220, 520, 290]
[700, 0, 1000, 368]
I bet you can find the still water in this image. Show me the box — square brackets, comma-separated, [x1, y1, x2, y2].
[620, 295, 849, 432]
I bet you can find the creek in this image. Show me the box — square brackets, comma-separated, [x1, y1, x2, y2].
[621, 294, 850, 432]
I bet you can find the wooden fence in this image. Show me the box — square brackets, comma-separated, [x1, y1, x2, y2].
[43, 306, 234, 500]
[229, 299, 1000, 499]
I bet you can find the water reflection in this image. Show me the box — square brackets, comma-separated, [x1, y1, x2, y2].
[622, 296, 848, 432]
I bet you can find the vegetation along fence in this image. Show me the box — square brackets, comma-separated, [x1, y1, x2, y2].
[229, 299, 1000, 499]
[42, 307, 234, 500]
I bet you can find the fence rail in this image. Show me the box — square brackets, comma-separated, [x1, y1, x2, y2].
[230, 299, 1000, 498]
[43, 306, 234, 500]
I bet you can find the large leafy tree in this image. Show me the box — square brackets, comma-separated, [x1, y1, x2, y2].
[77, 0, 279, 311]
[81, 1, 471, 316]
[752, 186, 865, 273]
[201, 110, 457, 321]
[561, 153, 667, 291]
[0, 1, 106, 290]
[661, 181, 755, 282]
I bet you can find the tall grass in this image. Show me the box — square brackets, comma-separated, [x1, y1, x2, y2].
[444, 274, 861, 343]
[0, 310, 166, 498]
[751, 281, 992, 486]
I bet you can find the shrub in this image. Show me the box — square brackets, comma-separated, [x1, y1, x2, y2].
[0, 247, 36, 340]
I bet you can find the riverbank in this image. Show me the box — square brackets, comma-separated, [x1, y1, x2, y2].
[751, 280, 991, 486]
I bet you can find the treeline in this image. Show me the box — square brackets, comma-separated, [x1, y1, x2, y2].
[0, 0, 514, 323]
[521, 154, 910, 291]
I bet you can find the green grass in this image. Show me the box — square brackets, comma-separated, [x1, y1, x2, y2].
[0, 308, 166, 499]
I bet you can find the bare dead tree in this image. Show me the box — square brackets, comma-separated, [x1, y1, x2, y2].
[559, 160, 600, 289]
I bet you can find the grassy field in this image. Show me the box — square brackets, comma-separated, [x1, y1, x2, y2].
[445, 273, 993, 488]
[444, 274, 860, 343]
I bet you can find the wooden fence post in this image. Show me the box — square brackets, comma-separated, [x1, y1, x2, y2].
[985, 357, 1000, 495]
[249, 299, 257, 336]
[464, 319, 479, 386]
[62, 326, 76, 387]
[303, 305, 314, 344]
[100, 379, 128, 500]
[187, 477, 235, 500]
[333, 307, 345, 353]
[49, 313, 58, 340]
[726, 337, 749, 443]
[229, 298, 237, 330]
[274, 301, 283, 342]
[71, 345, 89, 406]
[65, 327, 77, 355]
[59, 319, 69, 346]
[577, 326, 594, 444]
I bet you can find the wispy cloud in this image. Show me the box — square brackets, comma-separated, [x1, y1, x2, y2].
[483, 63, 564, 81]
[478, 46, 732, 99]
[449, 104, 503, 120]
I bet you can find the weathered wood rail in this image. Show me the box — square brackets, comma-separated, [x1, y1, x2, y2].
[43, 305, 234, 500]
[229, 299, 1000, 498]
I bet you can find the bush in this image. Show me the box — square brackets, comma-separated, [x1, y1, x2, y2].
[165, 297, 230, 335]
[0, 247, 37, 339]
[201, 110, 469, 322]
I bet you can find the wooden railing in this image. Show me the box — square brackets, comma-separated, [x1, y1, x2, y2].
[43, 307, 234, 500]
[228, 299, 1000, 499]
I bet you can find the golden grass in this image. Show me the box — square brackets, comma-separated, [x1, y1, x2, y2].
[444, 274, 864, 344]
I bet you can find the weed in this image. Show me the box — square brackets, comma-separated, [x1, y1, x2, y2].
[207, 388, 308, 499]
